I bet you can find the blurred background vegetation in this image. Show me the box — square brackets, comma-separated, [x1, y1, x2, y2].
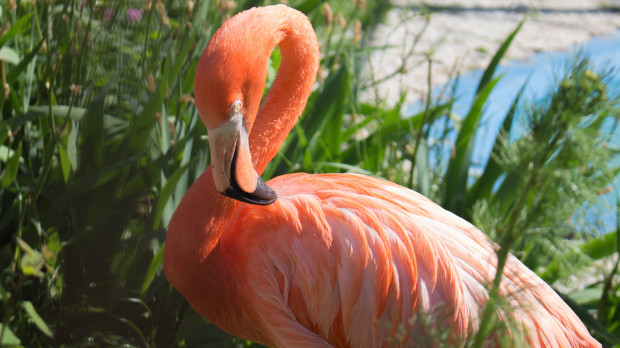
[0, 0, 619, 347]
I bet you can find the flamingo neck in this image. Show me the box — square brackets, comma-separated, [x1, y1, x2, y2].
[163, 5, 319, 329]
[163, 167, 238, 293]
[246, 6, 320, 174]
[194, 5, 319, 174]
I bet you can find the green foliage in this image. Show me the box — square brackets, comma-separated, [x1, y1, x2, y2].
[474, 59, 616, 262]
[442, 19, 524, 216]
[0, 0, 215, 346]
[470, 57, 620, 347]
[0, 0, 618, 347]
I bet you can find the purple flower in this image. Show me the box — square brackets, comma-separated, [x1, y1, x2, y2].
[126, 8, 143, 23]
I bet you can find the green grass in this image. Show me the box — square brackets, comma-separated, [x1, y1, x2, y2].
[1, 0, 619, 347]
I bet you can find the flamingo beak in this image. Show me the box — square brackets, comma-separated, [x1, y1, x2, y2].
[207, 99, 278, 205]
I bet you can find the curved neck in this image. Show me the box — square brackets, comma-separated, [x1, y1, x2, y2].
[164, 6, 319, 320]
[194, 5, 319, 175]
[245, 6, 320, 174]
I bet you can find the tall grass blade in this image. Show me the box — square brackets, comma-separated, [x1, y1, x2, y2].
[21, 301, 53, 338]
[125, 79, 165, 153]
[6, 40, 43, 84]
[341, 103, 450, 165]
[58, 143, 71, 183]
[442, 76, 501, 216]
[174, 110, 201, 205]
[0, 12, 33, 48]
[465, 78, 528, 211]
[475, 20, 524, 94]
[297, 0, 321, 14]
[191, 0, 211, 29]
[305, 61, 351, 160]
[140, 245, 165, 296]
[153, 162, 192, 229]
[81, 84, 112, 173]
[0, 324, 21, 346]
[445, 20, 523, 215]
[415, 138, 430, 196]
[1, 141, 21, 188]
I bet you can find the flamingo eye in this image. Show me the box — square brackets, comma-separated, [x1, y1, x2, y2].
[230, 99, 242, 118]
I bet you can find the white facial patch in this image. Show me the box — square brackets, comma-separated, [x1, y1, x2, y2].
[207, 99, 251, 192]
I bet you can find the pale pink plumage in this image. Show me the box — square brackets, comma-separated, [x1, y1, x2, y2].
[220, 173, 598, 347]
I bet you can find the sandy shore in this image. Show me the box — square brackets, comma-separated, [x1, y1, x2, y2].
[364, 0, 620, 105]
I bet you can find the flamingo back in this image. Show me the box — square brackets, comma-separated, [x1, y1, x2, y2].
[219, 173, 599, 348]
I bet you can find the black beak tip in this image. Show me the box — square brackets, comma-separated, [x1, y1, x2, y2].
[222, 176, 278, 206]
[223, 145, 277, 205]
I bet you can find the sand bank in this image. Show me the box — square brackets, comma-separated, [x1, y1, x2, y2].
[364, 0, 620, 105]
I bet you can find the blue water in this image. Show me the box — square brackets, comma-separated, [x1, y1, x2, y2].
[411, 30, 620, 233]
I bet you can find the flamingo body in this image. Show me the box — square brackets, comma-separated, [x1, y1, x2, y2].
[164, 5, 600, 347]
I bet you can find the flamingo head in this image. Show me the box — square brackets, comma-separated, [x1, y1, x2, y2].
[202, 97, 277, 206]
[194, 23, 278, 206]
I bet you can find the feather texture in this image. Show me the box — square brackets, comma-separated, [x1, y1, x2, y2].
[164, 5, 601, 347]
[213, 173, 599, 347]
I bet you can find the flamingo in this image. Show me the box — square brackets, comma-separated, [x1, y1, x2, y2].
[163, 5, 600, 347]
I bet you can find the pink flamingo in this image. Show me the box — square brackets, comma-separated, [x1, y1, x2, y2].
[164, 5, 600, 347]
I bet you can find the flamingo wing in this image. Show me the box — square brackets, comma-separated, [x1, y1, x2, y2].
[220, 173, 597, 348]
